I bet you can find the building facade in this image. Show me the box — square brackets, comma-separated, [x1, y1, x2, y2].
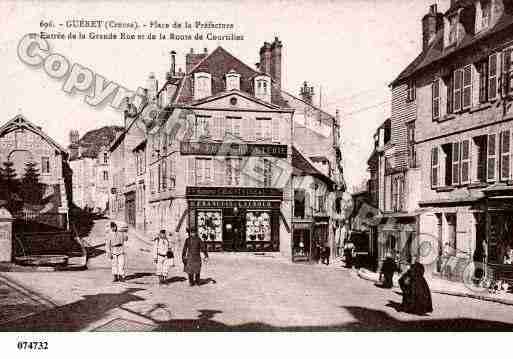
[385, 0, 513, 279]
[108, 38, 346, 260]
[0, 114, 69, 227]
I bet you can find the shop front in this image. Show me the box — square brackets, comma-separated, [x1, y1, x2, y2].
[377, 214, 417, 272]
[186, 187, 282, 252]
[484, 189, 513, 282]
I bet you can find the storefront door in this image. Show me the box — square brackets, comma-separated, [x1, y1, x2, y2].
[222, 213, 243, 251]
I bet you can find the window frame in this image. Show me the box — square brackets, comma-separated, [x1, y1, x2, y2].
[500, 130, 511, 181]
[431, 147, 439, 188]
[453, 68, 463, 112]
[41, 156, 50, 174]
[432, 78, 440, 120]
[489, 53, 498, 100]
[487, 133, 497, 182]
[406, 81, 416, 102]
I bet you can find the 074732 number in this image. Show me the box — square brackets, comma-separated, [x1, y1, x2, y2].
[17, 341, 48, 350]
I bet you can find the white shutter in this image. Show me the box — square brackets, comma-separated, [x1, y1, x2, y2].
[272, 117, 280, 142]
[462, 65, 472, 109]
[454, 69, 463, 112]
[452, 142, 460, 185]
[187, 157, 196, 186]
[489, 53, 498, 100]
[500, 130, 511, 181]
[487, 134, 497, 182]
[431, 147, 439, 188]
[460, 140, 470, 184]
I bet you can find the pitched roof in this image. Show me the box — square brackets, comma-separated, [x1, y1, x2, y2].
[280, 90, 335, 126]
[292, 146, 334, 188]
[174, 46, 288, 107]
[391, 11, 513, 86]
[70, 125, 123, 160]
[0, 114, 66, 153]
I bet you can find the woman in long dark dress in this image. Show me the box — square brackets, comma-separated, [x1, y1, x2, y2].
[380, 256, 396, 288]
[399, 262, 433, 315]
[182, 230, 209, 286]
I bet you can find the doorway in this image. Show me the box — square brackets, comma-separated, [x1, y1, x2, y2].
[222, 211, 243, 251]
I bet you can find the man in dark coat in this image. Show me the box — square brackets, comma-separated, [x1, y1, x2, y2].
[379, 255, 396, 288]
[182, 229, 209, 286]
[399, 262, 433, 315]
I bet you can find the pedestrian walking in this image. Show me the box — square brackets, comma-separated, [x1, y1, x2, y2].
[399, 262, 433, 315]
[321, 241, 331, 265]
[379, 255, 396, 288]
[343, 240, 355, 268]
[106, 221, 128, 282]
[182, 228, 209, 286]
[153, 229, 173, 284]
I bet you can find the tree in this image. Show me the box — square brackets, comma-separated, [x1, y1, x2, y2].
[21, 162, 43, 205]
[0, 161, 21, 212]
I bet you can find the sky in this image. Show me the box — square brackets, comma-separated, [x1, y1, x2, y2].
[0, 0, 451, 190]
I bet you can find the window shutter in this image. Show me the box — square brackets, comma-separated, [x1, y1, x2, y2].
[489, 53, 498, 100]
[272, 117, 280, 142]
[462, 65, 472, 109]
[432, 79, 440, 120]
[460, 139, 470, 184]
[187, 157, 196, 185]
[454, 69, 463, 112]
[214, 158, 224, 186]
[446, 74, 454, 114]
[503, 48, 512, 95]
[487, 134, 497, 182]
[500, 130, 511, 181]
[452, 142, 460, 185]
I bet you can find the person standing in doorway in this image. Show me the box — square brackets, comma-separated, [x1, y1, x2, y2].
[106, 222, 128, 282]
[153, 229, 172, 284]
[182, 228, 209, 286]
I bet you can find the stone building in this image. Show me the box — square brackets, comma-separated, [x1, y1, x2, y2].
[108, 38, 346, 260]
[384, 0, 513, 280]
[0, 114, 70, 227]
[68, 126, 122, 212]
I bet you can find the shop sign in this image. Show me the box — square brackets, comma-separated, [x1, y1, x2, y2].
[190, 199, 280, 209]
[181, 142, 287, 158]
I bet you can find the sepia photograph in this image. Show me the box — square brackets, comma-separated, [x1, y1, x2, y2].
[0, 0, 513, 348]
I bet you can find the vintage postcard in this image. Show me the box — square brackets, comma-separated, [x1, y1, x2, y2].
[0, 0, 513, 349]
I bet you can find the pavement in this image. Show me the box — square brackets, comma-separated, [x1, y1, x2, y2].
[1, 218, 513, 331]
[357, 268, 513, 307]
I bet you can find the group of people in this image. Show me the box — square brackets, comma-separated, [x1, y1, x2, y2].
[105, 222, 208, 286]
[378, 254, 433, 315]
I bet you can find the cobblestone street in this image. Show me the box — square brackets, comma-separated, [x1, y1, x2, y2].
[1, 219, 513, 331]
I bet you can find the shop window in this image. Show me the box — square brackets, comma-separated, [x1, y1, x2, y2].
[445, 214, 457, 256]
[246, 211, 271, 242]
[197, 211, 222, 243]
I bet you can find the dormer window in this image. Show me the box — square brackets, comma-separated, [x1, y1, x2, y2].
[476, 0, 492, 33]
[448, 14, 458, 45]
[225, 70, 240, 91]
[193, 72, 212, 100]
[254, 75, 271, 103]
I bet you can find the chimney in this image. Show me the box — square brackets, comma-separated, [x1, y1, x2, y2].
[186, 48, 208, 74]
[300, 81, 314, 104]
[259, 42, 272, 75]
[146, 72, 158, 103]
[422, 4, 443, 52]
[170, 50, 176, 77]
[270, 37, 283, 89]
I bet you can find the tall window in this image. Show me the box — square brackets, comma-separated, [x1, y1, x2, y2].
[446, 74, 454, 114]
[103, 171, 108, 181]
[41, 156, 50, 174]
[448, 15, 458, 45]
[454, 68, 463, 112]
[103, 152, 108, 164]
[432, 79, 440, 120]
[256, 79, 268, 97]
[226, 116, 241, 137]
[453, 65, 472, 111]
[461, 139, 470, 184]
[256, 118, 272, 141]
[474, 136, 488, 183]
[195, 158, 213, 185]
[194, 74, 211, 99]
[168, 157, 176, 189]
[195, 116, 211, 138]
[225, 158, 242, 186]
[452, 142, 460, 185]
[406, 81, 415, 102]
